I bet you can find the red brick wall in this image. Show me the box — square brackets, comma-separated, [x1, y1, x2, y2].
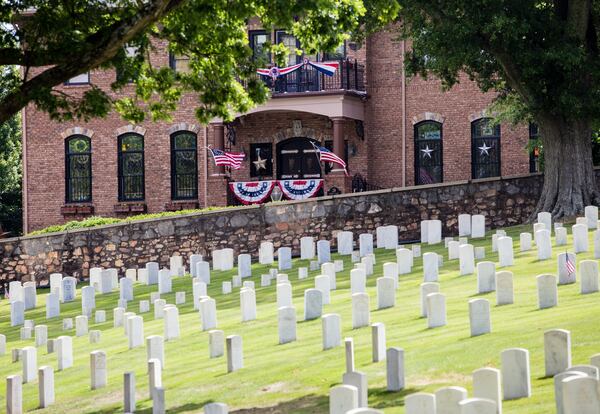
[23, 29, 532, 231]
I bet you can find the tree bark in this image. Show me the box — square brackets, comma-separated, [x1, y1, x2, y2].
[534, 114, 600, 219]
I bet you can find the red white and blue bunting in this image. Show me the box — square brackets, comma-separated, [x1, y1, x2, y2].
[257, 59, 339, 79]
[228, 180, 277, 205]
[278, 179, 324, 200]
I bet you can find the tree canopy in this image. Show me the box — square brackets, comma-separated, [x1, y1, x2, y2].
[398, 0, 600, 217]
[0, 0, 399, 125]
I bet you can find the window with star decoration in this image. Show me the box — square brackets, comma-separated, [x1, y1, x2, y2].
[414, 121, 443, 185]
[471, 118, 501, 179]
[250, 143, 273, 177]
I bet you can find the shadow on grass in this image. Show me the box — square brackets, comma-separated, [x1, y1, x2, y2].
[230, 393, 328, 413]
[368, 386, 419, 409]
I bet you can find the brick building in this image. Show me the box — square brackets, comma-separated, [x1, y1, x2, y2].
[21, 27, 536, 233]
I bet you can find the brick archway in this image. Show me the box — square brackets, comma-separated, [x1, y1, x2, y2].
[60, 127, 95, 139]
[115, 125, 147, 136]
[411, 112, 445, 125]
[167, 122, 200, 135]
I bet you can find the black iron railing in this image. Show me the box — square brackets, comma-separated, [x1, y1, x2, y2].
[259, 59, 365, 94]
[351, 174, 383, 192]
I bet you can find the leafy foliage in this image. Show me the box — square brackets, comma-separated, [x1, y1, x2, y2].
[0, 67, 22, 236]
[0, 0, 399, 125]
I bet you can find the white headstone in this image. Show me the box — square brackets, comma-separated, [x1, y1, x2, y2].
[237, 254, 252, 278]
[38, 365, 55, 408]
[471, 215, 485, 238]
[426, 293, 446, 328]
[537, 274, 558, 309]
[585, 205, 598, 229]
[278, 306, 297, 344]
[520, 232, 532, 251]
[359, 234, 373, 257]
[376, 277, 395, 309]
[469, 298, 491, 336]
[420, 282, 440, 317]
[163, 306, 180, 340]
[371, 323, 386, 362]
[315, 275, 331, 305]
[423, 252, 439, 282]
[22, 346, 37, 383]
[501, 348, 531, 400]
[278, 247, 292, 270]
[495, 271, 514, 305]
[557, 252, 577, 285]
[330, 384, 359, 414]
[259, 241, 274, 264]
[405, 393, 436, 414]
[536, 229, 552, 260]
[56, 336, 73, 370]
[304, 289, 323, 321]
[226, 335, 243, 372]
[459, 244, 475, 275]
[10, 300, 25, 326]
[472, 367, 501, 414]
[572, 224, 589, 253]
[459, 214, 471, 237]
[240, 288, 257, 322]
[208, 330, 224, 358]
[544, 329, 571, 377]
[497, 236, 514, 267]
[128, 316, 144, 348]
[337, 231, 354, 255]
[200, 298, 217, 331]
[556, 227, 568, 246]
[46, 293, 60, 319]
[322, 314, 342, 350]
[435, 386, 467, 414]
[477, 261, 496, 294]
[90, 350, 107, 390]
[317, 240, 331, 264]
[352, 293, 370, 329]
[386, 347, 405, 391]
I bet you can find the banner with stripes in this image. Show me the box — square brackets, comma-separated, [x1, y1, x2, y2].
[278, 179, 323, 200]
[229, 181, 277, 205]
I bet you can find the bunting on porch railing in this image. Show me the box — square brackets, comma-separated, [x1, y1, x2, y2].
[256, 59, 339, 79]
[228, 180, 277, 205]
[278, 179, 323, 200]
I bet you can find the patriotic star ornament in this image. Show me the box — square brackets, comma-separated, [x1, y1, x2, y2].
[478, 142, 492, 156]
[421, 145, 434, 159]
[253, 155, 267, 171]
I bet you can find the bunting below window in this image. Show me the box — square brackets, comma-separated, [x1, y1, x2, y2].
[278, 179, 323, 200]
[229, 180, 277, 205]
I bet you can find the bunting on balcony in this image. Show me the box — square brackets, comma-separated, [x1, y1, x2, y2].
[256, 60, 338, 79]
[278, 179, 324, 200]
[229, 180, 277, 204]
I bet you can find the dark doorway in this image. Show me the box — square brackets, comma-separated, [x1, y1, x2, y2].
[276, 137, 322, 180]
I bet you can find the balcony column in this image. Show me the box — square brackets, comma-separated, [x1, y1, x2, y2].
[213, 123, 226, 176]
[324, 117, 351, 194]
[207, 122, 228, 207]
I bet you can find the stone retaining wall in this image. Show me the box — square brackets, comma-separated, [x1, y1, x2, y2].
[0, 172, 548, 284]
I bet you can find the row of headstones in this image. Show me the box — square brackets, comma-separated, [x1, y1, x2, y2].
[5, 337, 235, 414]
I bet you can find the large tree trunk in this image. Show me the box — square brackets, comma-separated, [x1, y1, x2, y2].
[534, 115, 600, 219]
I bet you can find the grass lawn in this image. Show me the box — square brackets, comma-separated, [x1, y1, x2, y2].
[0, 223, 599, 413]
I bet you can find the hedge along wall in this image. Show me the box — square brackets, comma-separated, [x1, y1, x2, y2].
[0, 172, 547, 285]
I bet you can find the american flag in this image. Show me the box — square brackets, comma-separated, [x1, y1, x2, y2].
[311, 142, 347, 172]
[565, 253, 576, 275]
[209, 148, 245, 170]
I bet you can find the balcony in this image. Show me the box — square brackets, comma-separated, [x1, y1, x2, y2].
[261, 59, 365, 94]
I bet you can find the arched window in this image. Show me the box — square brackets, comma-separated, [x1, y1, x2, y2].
[65, 135, 92, 203]
[471, 118, 501, 179]
[414, 121, 443, 185]
[170, 131, 198, 200]
[118, 133, 145, 201]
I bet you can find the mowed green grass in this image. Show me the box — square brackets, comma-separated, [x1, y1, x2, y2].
[1, 223, 600, 413]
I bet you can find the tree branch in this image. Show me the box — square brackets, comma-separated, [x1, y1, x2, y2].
[0, 0, 185, 123]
